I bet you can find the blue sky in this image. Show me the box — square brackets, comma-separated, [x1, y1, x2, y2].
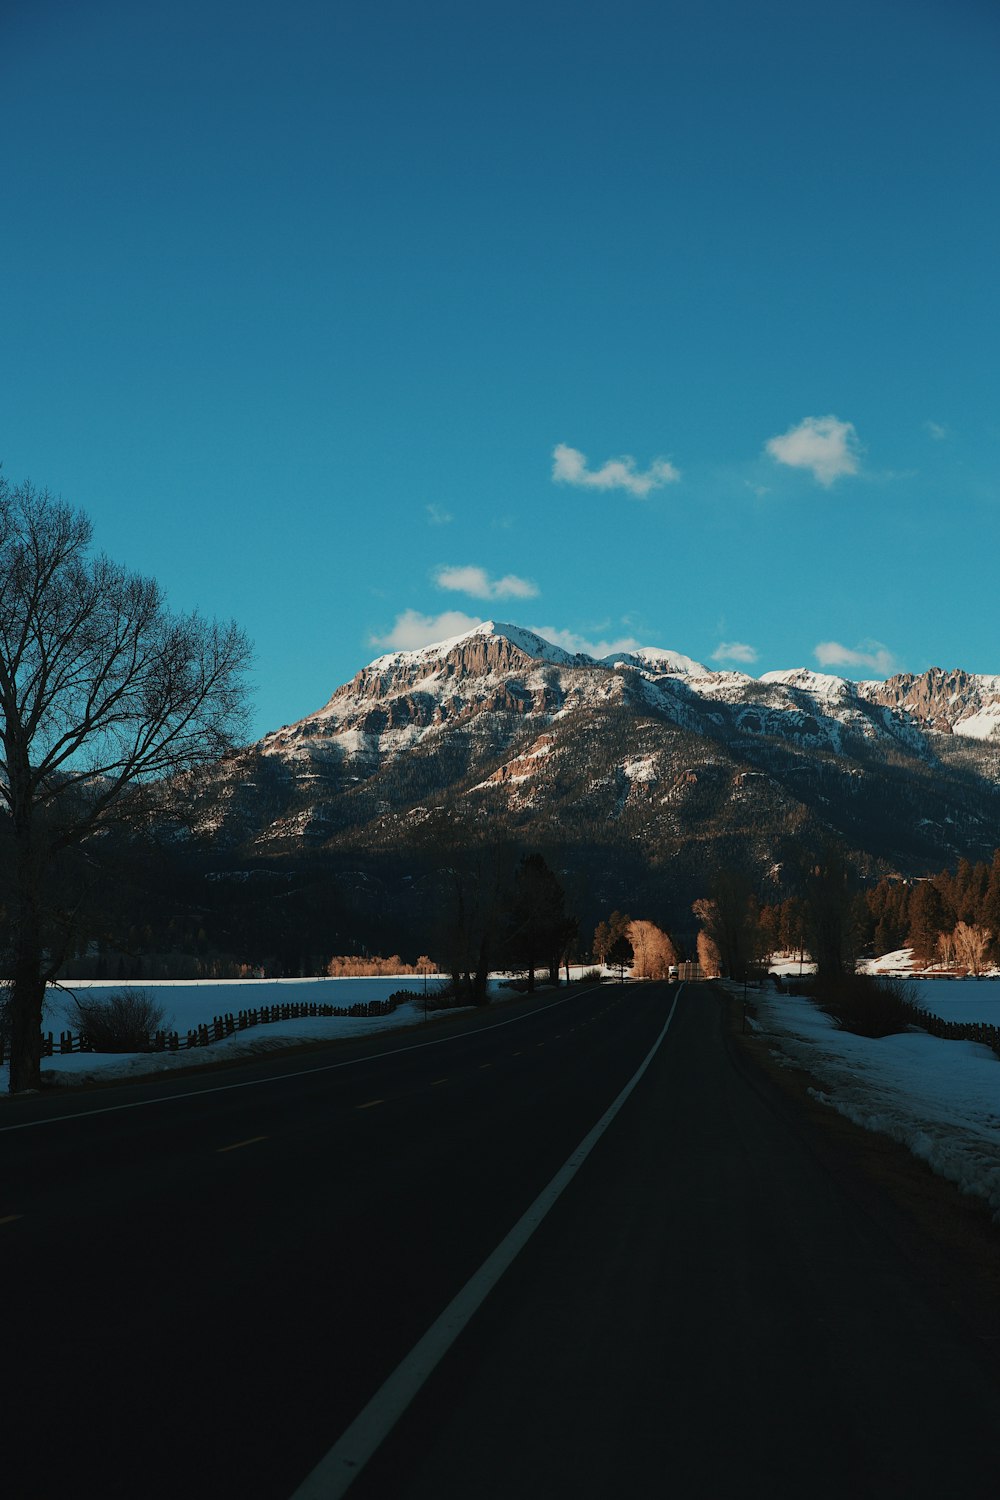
[2, 0, 997, 737]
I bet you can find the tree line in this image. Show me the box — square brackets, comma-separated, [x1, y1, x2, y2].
[688, 849, 1000, 984]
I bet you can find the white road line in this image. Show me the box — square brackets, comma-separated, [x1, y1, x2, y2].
[289, 984, 684, 1500]
[0, 986, 607, 1135]
[216, 1135, 268, 1154]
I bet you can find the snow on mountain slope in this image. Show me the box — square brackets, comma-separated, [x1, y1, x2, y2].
[953, 705, 1000, 742]
[759, 668, 855, 702]
[603, 646, 708, 676]
[185, 621, 1000, 874]
[251, 623, 1000, 799]
[367, 620, 587, 676]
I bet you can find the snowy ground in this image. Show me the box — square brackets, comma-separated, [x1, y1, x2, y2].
[743, 981, 1000, 1220]
[41, 974, 453, 1037]
[902, 977, 1000, 1027]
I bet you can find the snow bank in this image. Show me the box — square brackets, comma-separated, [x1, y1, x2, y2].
[746, 985, 1000, 1219]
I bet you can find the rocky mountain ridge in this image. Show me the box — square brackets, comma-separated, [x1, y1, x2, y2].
[183, 622, 1000, 938]
[258, 620, 1000, 773]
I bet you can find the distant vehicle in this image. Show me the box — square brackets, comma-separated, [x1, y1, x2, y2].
[668, 965, 678, 982]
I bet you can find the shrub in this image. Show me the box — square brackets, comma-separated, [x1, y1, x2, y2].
[70, 989, 169, 1053]
[579, 968, 604, 983]
[815, 974, 917, 1039]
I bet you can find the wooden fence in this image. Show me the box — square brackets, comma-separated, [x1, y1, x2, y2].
[0, 995, 406, 1066]
[894, 1000, 1000, 1059]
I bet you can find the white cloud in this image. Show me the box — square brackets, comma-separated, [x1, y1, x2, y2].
[712, 641, 759, 664]
[765, 416, 860, 487]
[434, 564, 539, 600]
[552, 443, 680, 498]
[370, 609, 484, 651]
[814, 639, 897, 675]
[426, 503, 453, 525]
[528, 624, 642, 658]
[925, 421, 949, 442]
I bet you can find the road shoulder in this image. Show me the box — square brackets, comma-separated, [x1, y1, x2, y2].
[726, 982, 1000, 1365]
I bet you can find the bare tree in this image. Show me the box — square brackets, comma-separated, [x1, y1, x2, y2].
[696, 928, 722, 978]
[1, 477, 252, 1091]
[936, 929, 955, 972]
[952, 921, 992, 977]
[627, 919, 678, 980]
[692, 871, 762, 981]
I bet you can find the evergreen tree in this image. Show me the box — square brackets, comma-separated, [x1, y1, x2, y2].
[606, 932, 633, 983]
[906, 881, 948, 962]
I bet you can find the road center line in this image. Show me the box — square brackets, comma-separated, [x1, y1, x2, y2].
[216, 1135, 268, 1154]
[289, 984, 684, 1500]
[0, 1214, 24, 1226]
[356, 1099, 384, 1111]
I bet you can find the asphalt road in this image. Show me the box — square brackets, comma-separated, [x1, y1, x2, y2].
[3, 981, 1000, 1499]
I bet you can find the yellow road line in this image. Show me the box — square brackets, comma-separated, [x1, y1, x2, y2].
[431, 1078, 449, 1086]
[356, 1099, 384, 1110]
[0, 1214, 23, 1226]
[216, 1135, 268, 1154]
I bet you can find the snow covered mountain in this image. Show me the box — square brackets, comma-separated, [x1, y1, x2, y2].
[258, 620, 1000, 775]
[188, 622, 1000, 908]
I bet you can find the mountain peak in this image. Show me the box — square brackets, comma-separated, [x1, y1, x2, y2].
[367, 619, 584, 672]
[366, 621, 710, 677]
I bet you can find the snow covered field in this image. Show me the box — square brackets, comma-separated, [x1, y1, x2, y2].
[903, 977, 1000, 1027]
[0, 976, 452, 1091]
[745, 982, 1000, 1220]
[42, 974, 450, 1036]
[2, 971, 594, 1091]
